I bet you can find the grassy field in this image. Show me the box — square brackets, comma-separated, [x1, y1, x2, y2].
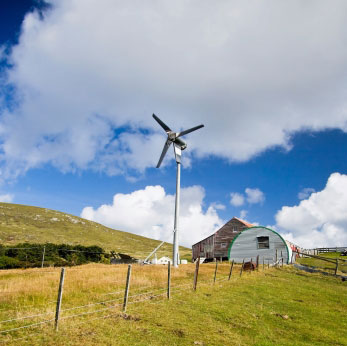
[0, 202, 191, 261]
[296, 252, 347, 274]
[0, 263, 346, 345]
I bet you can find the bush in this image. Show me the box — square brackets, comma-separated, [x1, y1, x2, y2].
[0, 256, 21, 269]
[0, 243, 106, 269]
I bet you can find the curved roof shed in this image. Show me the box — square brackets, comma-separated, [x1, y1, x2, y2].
[228, 226, 292, 264]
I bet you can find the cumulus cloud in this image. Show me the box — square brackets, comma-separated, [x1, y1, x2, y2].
[230, 188, 265, 207]
[298, 187, 315, 200]
[230, 192, 244, 207]
[0, 194, 13, 203]
[81, 185, 224, 247]
[245, 188, 265, 205]
[276, 173, 347, 248]
[1, 1, 347, 180]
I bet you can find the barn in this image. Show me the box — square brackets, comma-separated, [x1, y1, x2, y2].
[228, 226, 293, 264]
[192, 217, 253, 262]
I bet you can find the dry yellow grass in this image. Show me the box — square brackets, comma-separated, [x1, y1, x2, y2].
[1, 263, 345, 345]
[0, 262, 235, 338]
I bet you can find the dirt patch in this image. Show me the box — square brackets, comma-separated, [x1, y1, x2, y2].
[117, 312, 141, 321]
[172, 329, 185, 337]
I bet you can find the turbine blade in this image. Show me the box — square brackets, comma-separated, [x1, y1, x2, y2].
[177, 124, 204, 138]
[153, 114, 171, 133]
[156, 139, 172, 168]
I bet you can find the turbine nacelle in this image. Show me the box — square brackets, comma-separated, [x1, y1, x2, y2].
[167, 132, 187, 150]
[152, 114, 203, 168]
[173, 137, 187, 150]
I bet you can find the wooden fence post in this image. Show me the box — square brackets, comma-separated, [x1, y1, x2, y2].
[240, 259, 245, 277]
[256, 255, 259, 271]
[41, 245, 46, 268]
[214, 260, 218, 284]
[167, 261, 171, 299]
[123, 264, 132, 312]
[281, 258, 283, 267]
[228, 260, 234, 280]
[263, 257, 264, 270]
[334, 259, 339, 276]
[55, 267, 65, 331]
[193, 258, 200, 291]
[268, 260, 270, 269]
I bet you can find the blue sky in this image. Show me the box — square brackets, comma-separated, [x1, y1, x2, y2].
[1, 1, 347, 248]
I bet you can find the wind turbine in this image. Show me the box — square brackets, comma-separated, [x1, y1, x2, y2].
[153, 113, 204, 267]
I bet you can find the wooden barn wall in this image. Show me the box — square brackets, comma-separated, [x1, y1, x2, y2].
[192, 234, 214, 260]
[192, 218, 250, 261]
[229, 227, 289, 264]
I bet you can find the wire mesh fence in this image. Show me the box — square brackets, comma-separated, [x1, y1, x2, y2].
[0, 257, 327, 343]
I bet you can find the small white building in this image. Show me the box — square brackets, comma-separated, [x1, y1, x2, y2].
[152, 256, 172, 265]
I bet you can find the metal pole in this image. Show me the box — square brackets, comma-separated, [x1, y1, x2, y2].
[55, 268, 65, 331]
[167, 261, 171, 299]
[173, 161, 181, 267]
[41, 246, 46, 268]
[123, 265, 132, 312]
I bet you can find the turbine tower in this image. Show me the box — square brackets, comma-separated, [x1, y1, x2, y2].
[153, 114, 204, 267]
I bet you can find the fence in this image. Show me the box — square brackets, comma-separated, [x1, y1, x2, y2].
[315, 247, 346, 253]
[295, 251, 347, 275]
[0, 258, 280, 343]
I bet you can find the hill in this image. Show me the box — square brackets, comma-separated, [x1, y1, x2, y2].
[0, 202, 191, 260]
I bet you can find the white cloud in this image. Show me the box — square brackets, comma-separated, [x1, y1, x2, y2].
[245, 188, 265, 204]
[298, 187, 315, 200]
[239, 209, 248, 219]
[0, 194, 14, 203]
[1, 1, 347, 180]
[211, 203, 226, 210]
[81, 185, 224, 247]
[276, 173, 347, 248]
[230, 192, 244, 207]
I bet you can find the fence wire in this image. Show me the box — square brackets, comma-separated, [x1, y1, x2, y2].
[0, 261, 279, 342]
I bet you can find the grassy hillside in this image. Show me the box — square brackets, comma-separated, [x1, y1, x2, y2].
[297, 252, 347, 274]
[0, 202, 191, 260]
[0, 264, 346, 345]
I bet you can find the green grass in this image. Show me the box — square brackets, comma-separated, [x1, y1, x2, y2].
[317, 252, 346, 259]
[0, 264, 346, 345]
[297, 254, 347, 274]
[0, 202, 191, 260]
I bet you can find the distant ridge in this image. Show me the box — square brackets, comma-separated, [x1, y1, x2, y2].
[0, 202, 191, 260]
